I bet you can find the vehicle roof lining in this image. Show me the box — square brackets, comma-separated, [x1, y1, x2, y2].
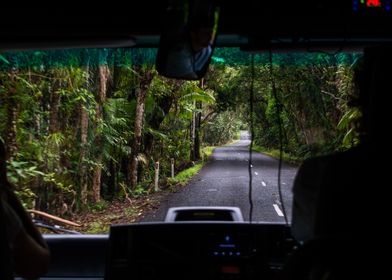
[1, 1, 392, 51]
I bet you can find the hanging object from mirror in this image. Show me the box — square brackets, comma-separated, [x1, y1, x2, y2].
[156, 0, 219, 80]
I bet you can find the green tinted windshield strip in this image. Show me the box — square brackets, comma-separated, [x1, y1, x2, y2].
[0, 48, 158, 70]
[212, 48, 362, 66]
[0, 47, 361, 70]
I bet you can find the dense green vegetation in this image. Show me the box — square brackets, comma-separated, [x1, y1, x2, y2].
[0, 48, 360, 216]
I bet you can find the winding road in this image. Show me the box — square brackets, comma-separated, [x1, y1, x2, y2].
[140, 131, 299, 223]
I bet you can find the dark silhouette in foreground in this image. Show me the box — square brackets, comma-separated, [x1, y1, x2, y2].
[285, 46, 390, 279]
[1, 140, 50, 279]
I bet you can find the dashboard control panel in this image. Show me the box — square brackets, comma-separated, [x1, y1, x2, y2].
[105, 222, 294, 280]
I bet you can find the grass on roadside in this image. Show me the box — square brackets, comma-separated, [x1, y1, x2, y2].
[168, 145, 216, 188]
[202, 146, 215, 160]
[168, 163, 203, 187]
[252, 145, 300, 164]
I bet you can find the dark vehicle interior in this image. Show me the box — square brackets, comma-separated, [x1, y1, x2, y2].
[1, 0, 391, 279]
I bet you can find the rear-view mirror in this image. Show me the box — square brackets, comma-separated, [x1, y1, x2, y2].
[156, 0, 219, 80]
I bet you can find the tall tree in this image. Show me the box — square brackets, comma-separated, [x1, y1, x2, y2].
[128, 67, 154, 189]
[193, 79, 204, 161]
[79, 52, 91, 205]
[190, 99, 196, 161]
[47, 73, 65, 212]
[4, 69, 19, 160]
[92, 54, 109, 203]
[79, 99, 89, 204]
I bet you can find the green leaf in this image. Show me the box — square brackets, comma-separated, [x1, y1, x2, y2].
[342, 127, 359, 148]
[337, 108, 360, 130]
[0, 54, 10, 64]
[146, 127, 169, 141]
[179, 91, 216, 104]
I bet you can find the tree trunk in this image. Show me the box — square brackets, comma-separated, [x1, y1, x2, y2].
[79, 102, 89, 204]
[191, 79, 204, 161]
[5, 69, 19, 160]
[103, 62, 119, 198]
[79, 51, 92, 205]
[128, 70, 154, 189]
[92, 63, 109, 203]
[194, 101, 202, 160]
[107, 159, 117, 199]
[190, 101, 196, 161]
[48, 78, 64, 213]
[128, 88, 147, 189]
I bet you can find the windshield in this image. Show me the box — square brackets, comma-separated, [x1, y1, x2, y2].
[0, 48, 362, 233]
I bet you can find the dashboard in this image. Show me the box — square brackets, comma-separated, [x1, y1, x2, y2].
[106, 222, 293, 280]
[38, 222, 294, 280]
[24, 222, 294, 280]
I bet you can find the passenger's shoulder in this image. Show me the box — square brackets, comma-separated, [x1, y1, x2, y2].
[295, 154, 333, 184]
[300, 153, 334, 168]
[327, 145, 370, 165]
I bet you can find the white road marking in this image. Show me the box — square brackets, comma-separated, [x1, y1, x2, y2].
[207, 189, 218, 192]
[273, 204, 284, 217]
[261, 181, 266, 187]
[254, 172, 258, 175]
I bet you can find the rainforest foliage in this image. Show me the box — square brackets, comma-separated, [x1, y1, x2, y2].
[0, 48, 360, 214]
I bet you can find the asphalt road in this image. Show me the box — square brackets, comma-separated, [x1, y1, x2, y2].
[140, 132, 299, 223]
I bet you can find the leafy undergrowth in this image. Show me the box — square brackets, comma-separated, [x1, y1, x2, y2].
[73, 178, 198, 234]
[71, 196, 161, 234]
[67, 170, 203, 234]
[39, 177, 200, 235]
[46, 146, 215, 234]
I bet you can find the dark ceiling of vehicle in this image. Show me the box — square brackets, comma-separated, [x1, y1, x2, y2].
[1, 0, 392, 51]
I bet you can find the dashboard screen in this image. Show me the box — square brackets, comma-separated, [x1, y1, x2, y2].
[105, 222, 292, 280]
